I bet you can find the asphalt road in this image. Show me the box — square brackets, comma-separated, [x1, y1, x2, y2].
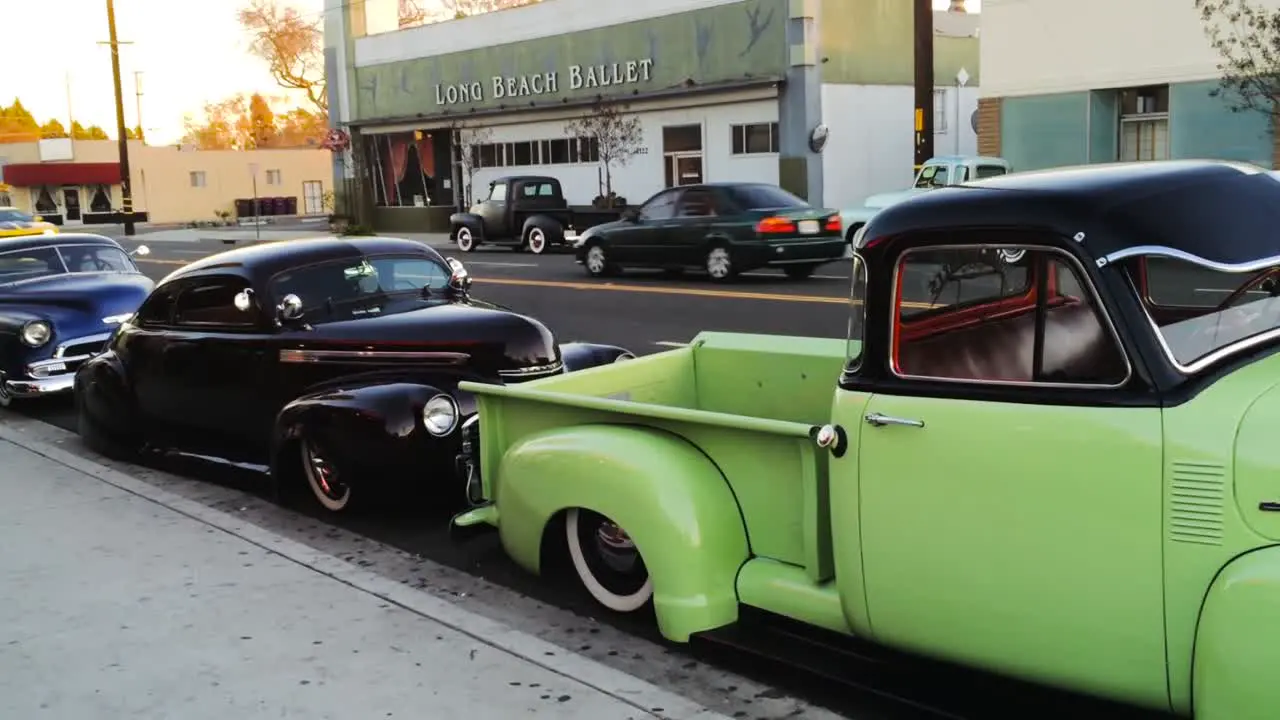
[9, 231, 1175, 719]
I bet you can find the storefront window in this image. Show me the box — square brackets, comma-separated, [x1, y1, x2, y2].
[33, 187, 57, 214]
[367, 132, 436, 207]
[89, 185, 112, 212]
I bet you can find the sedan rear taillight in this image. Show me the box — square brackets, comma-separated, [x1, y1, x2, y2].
[825, 215, 841, 232]
[756, 216, 797, 234]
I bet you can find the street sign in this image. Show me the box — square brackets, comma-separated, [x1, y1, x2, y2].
[915, 108, 924, 132]
[249, 162, 259, 175]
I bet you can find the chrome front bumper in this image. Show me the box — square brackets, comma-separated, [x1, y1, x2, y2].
[2, 373, 75, 398]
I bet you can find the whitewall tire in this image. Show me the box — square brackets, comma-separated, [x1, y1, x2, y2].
[301, 439, 352, 513]
[565, 508, 653, 613]
[456, 227, 476, 252]
[526, 227, 548, 254]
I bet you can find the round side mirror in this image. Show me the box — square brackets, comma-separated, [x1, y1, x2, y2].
[278, 293, 304, 321]
[233, 288, 255, 312]
[133, 244, 151, 257]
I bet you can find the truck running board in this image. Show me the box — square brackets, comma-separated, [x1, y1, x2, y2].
[691, 606, 1172, 720]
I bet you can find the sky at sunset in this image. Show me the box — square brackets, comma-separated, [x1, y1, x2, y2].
[9, 0, 977, 146]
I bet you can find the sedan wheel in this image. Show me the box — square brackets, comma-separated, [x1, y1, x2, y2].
[584, 244, 611, 277]
[456, 227, 476, 252]
[706, 246, 734, 281]
[526, 227, 548, 254]
[566, 508, 653, 613]
[301, 438, 352, 512]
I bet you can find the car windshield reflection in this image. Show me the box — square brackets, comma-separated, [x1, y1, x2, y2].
[0, 244, 137, 283]
[269, 255, 454, 323]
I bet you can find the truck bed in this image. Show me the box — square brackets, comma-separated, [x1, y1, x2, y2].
[458, 332, 849, 572]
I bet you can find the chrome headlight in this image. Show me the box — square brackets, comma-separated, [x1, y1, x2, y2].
[422, 394, 459, 436]
[20, 320, 51, 347]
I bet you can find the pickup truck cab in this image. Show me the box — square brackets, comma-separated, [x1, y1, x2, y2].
[839, 155, 1010, 244]
[454, 160, 1280, 719]
[450, 175, 602, 255]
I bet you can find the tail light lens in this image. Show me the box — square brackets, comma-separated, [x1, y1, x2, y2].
[824, 215, 841, 232]
[755, 216, 796, 234]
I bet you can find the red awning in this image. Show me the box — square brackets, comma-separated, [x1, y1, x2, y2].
[3, 163, 122, 187]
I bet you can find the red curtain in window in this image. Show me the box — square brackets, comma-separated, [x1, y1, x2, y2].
[416, 136, 435, 178]
[383, 133, 410, 205]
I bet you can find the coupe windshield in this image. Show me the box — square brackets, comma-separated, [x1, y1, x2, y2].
[269, 255, 453, 323]
[0, 209, 36, 223]
[729, 185, 808, 210]
[0, 244, 135, 283]
[1128, 254, 1280, 368]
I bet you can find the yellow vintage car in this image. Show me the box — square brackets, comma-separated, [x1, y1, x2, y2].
[0, 206, 59, 238]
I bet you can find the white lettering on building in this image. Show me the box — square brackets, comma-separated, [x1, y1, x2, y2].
[431, 58, 651, 106]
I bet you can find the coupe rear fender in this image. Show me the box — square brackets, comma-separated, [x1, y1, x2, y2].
[1192, 544, 1280, 719]
[270, 380, 473, 487]
[558, 342, 634, 372]
[493, 424, 748, 642]
[449, 213, 484, 237]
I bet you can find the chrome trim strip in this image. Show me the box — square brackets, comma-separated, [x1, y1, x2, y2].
[53, 333, 112, 359]
[278, 349, 470, 364]
[2, 374, 75, 397]
[1101, 245, 1280, 273]
[1102, 246, 1280, 374]
[887, 243, 1133, 390]
[498, 361, 564, 377]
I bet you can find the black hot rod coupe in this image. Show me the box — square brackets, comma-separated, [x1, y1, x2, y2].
[74, 236, 632, 513]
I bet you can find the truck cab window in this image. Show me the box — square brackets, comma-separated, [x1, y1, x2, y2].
[489, 183, 507, 202]
[891, 245, 1128, 386]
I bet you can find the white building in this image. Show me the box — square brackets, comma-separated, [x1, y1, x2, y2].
[978, 0, 1277, 170]
[325, 0, 982, 231]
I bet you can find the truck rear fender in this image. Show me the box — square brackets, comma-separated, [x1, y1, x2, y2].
[1191, 543, 1280, 720]
[495, 423, 749, 642]
[521, 214, 565, 240]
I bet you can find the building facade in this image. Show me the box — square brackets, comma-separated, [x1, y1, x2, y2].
[978, 0, 1277, 171]
[0, 139, 334, 225]
[325, 0, 980, 231]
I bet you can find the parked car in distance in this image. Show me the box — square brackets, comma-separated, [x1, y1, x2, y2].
[0, 233, 151, 406]
[0, 206, 60, 238]
[572, 183, 846, 281]
[75, 236, 632, 514]
[449, 175, 622, 255]
[838, 155, 1010, 244]
[455, 160, 1280, 719]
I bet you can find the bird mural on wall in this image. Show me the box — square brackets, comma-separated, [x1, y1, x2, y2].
[740, 1, 776, 58]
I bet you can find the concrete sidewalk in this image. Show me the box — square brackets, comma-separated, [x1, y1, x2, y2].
[0, 436, 730, 720]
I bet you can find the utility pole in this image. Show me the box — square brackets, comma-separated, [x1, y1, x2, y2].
[133, 71, 145, 143]
[102, 0, 136, 235]
[913, 0, 935, 171]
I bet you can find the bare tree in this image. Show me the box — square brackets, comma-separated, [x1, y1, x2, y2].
[1196, 0, 1280, 119]
[399, 0, 429, 27]
[563, 100, 643, 205]
[444, 0, 541, 19]
[237, 0, 327, 112]
[451, 125, 493, 207]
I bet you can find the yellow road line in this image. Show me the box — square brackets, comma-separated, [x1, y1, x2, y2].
[137, 258, 934, 307]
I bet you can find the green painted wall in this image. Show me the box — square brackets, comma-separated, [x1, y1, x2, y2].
[1088, 90, 1118, 163]
[1001, 92, 1089, 171]
[1169, 80, 1272, 168]
[818, 0, 979, 85]
[352, 0, 787, 122]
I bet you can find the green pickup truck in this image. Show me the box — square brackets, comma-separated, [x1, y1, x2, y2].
[452, 160, 1280, 719]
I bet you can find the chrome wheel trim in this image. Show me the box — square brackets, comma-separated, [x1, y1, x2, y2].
[586, 245, 607, 274]
[527, 227, 547, 254]
[301, 439, 351, 512]
[707, 247, 731, 279]
[565, 508, 653, 613]
[456, 227, 475, 252]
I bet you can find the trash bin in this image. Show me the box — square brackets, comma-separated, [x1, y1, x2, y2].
[234, 199, 253, 218]
[256, 198, 271, 216]
[272, 197, 287, 215]
[284, 196, 298, 215]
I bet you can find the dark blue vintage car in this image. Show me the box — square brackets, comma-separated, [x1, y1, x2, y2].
[0, 232, 153, 406]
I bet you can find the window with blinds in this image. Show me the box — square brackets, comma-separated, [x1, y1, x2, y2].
[1118, 85, 1169, 162]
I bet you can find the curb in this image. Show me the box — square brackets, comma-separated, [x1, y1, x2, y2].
[0, 423, 733, 720]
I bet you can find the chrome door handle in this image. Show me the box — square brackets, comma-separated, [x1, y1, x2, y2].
[865, 412, 924, 428]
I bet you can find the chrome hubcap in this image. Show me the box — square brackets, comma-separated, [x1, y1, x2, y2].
[707, 248, 731, 278]
[304, 442, 346, 501]
[457, 229, 472, 249]
[529, 229, 545, 252]
[586, 246, 606, 273]
[594, 521, 640, 573]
